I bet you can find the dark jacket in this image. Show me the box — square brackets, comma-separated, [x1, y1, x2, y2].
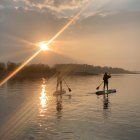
[103, 73, 111, 83]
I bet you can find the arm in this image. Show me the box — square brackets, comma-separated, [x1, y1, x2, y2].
[108, 75, 111, 79]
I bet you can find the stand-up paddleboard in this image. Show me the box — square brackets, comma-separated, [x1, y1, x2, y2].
[53, 89, 66, 96]
[96, 89, 116, 95]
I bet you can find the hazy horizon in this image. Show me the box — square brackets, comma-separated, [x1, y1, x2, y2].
[0, 0, 140, 71]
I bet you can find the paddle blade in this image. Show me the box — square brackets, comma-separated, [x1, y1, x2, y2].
[68, 88, 72, 92]
[96, 86, 100, 90]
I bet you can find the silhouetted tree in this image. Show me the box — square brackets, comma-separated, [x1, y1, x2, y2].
[0, 62, 6, 75]
[7, 62, 20, 72]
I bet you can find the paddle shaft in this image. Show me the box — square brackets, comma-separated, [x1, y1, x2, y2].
[99, 81, 103, 87]
[63, 79, 71, 92]
[96, 81, 103, 90]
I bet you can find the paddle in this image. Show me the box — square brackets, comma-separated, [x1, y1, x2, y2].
[96, 81, 103, 90]
[63, 79, 72, 92]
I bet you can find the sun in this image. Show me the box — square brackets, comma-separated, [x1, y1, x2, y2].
[38, 42, 50, 51]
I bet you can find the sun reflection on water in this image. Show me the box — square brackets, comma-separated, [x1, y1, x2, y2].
[39, 79, 48, 114]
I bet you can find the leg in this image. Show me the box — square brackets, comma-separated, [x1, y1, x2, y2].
[103, 82, 105, 90]
[56, 82, 59, 90]
[106, 82, 108, 97]
[106, 82, 108, 90]
[56, 79, 61, 90]
[60, 81, 62, 91]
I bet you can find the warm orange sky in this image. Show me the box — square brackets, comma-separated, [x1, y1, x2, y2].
[0, 0, 140, 70]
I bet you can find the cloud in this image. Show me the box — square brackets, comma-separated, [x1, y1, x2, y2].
[0, 1, 130, 24]
[0, 0, 117, 18]
[25, 0, 140, 18]
[25, 0, 85, 10]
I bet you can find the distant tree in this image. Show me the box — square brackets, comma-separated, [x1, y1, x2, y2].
[0, 62, 6, 74]
[6, 62, 20, 72]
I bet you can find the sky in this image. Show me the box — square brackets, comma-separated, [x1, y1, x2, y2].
[0, 0, 140, 71]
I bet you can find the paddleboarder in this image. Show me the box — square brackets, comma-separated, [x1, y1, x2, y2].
[56, 71, 63, 91]
[103, 72, 111, 90]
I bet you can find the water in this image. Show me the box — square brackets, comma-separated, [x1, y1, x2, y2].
[0, 74, 140, 140]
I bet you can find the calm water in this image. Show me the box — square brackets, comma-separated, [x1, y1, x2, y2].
[0, 74, 140, 140]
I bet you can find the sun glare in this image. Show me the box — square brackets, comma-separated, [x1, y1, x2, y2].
[38, 42, 50, 51]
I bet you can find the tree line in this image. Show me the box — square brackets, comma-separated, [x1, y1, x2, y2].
[0, 62, 134, 79]
[0, 62, 56, 79]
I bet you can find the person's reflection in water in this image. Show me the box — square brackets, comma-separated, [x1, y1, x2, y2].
[102, 94, 111, 120]
[56, 95, 63, 119]
[103, 94, 109, 110]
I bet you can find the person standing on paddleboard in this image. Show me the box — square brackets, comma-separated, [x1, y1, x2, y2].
[56, 71, 63, 91]
[103, 72, 111, 90]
